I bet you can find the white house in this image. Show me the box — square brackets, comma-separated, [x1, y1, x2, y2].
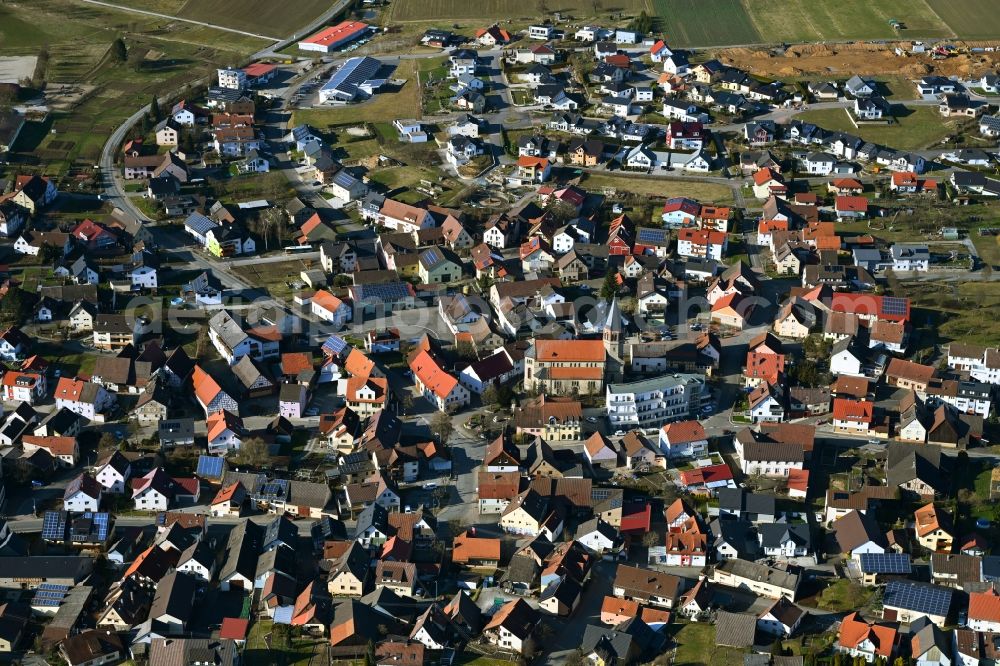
[890, 244, 930, 272]
[131, 265, 158, 290]
[132, 468, 181, 512]
[54, 377, 115, 421]
[967, 588, 1000, 632]
[410, 350, 471, 412]
[577, 518, 619, 554]
[63, 474, 102, 512]
[757, 597, 805, 638]
[830, 340, 864, 377]
[658, 421, 707, 458]
[310, 290, 352, 329]
[528, 25, 555, 39]
[94, 451, 131, 495]
[803, 152, 836, 175]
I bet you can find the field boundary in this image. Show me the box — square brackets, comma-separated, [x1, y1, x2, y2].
[78, 0, 281, 40]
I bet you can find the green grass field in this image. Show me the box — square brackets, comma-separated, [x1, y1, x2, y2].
[391, 0, 649, 21]
[743, 0, 952, 43]
[673, 622, 747, 666]
[653, 0, 961, 46]
[0, 7, 63, 50]
[925, 0, 1000, 39]
[0, 0, 265, 177]
[582, 172, 734, 203]
[177, 0, 332, 37]
[794, 106, 956, 151]
[292, 60, 421, 126]
[653, 0, 760, 47]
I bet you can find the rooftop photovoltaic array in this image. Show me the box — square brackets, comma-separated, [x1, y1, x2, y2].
[260, 479, 288, 500]
[197, 455, 225, 479]
[422, 249, 441, 266]
[637, 228, 668, 244]
[883, 580, 952, 616]
[322, 335, 348, 356]
[859, 552, 912, 574]
[881, 296, 908, 316]
[354, 282, 411, 302]
[84, 512, 110, 542]
[32, 583, 70, 607]
[42, 511, 68, 541]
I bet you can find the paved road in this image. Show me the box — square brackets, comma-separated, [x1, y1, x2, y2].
[79, 0, 281, 39]
[97, 0, 353, 223]
[8, 511, 311, 533]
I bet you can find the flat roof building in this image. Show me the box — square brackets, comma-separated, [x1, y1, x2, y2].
[298, 21, 370, 53]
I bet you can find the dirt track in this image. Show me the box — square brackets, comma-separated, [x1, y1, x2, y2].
[717, 41, 1000, 80]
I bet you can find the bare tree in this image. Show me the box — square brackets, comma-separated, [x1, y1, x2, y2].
[431, 410, 455, 445]
[257, 206, 289, 252]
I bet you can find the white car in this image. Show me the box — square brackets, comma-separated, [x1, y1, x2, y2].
[423, 482, 438, 490]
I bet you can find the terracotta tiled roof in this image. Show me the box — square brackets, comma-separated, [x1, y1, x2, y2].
[832, 398, 873, 422]
[312, 289, 345, 314]
[212, 481, 244, 505]
[192, 365, 223, 407]
[22, 435, 76, 456]
[660, 420, 706, 444]
[836, 195, 868, 212]
[409, 350, 459, 399]
[534, 339, 606, 363]
[344, 348, 375, 377]
[969, 587, 1000, 623]
[887, 358, 935, 385]
[838, 612, 897, 657]
[346, 375, 387, 404]
[452, 532, 501, 563]
[207, 410, 241, 441]
[477, 470, 521, 499]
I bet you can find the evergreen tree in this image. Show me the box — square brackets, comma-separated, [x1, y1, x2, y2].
[110, 37, 127, 63]
[600, 270, 618, 300]
[149, 94, 161, 122]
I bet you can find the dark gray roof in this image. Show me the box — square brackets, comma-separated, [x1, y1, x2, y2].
[710, 518, 759, 559]
[148, 570, 196, 624]
[759, 521, 811, 550]
[715, 611, 757, 648]
[148, 638, 238, 666]
[718, 488, 776, 518]
[886, 442, 944, 492]
[219, 519, 262, 582]
[355, 503, 389, 539]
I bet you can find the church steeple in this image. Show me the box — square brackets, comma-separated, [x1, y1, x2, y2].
[603, 296, 623, 359]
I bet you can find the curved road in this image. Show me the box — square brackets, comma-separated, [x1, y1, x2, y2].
[98, 0, 352, 224]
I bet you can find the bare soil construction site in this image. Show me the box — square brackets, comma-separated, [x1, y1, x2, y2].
[718, 41, 1000, 80]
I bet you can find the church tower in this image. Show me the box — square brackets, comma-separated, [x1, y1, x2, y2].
[603, 296, 623, 360]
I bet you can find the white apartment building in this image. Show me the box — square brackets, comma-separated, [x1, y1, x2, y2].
[606, 374, 705, 431]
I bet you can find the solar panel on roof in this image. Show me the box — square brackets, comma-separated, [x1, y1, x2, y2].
[637, 228, 667, 244]
[859, 552, 912, 574]
[32, 583, 70, 607]
[423, 249, 440, 266]
[86, 512, 110, 541]
[42, 511, 67, 541]
[881, 296, 908, 316]
[260, 479, 288, 500]
[355, 282, 411, 302]
[883, 580, 952, 617]
[322, 335, 348, 355]
[197, 455, 225, 479]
